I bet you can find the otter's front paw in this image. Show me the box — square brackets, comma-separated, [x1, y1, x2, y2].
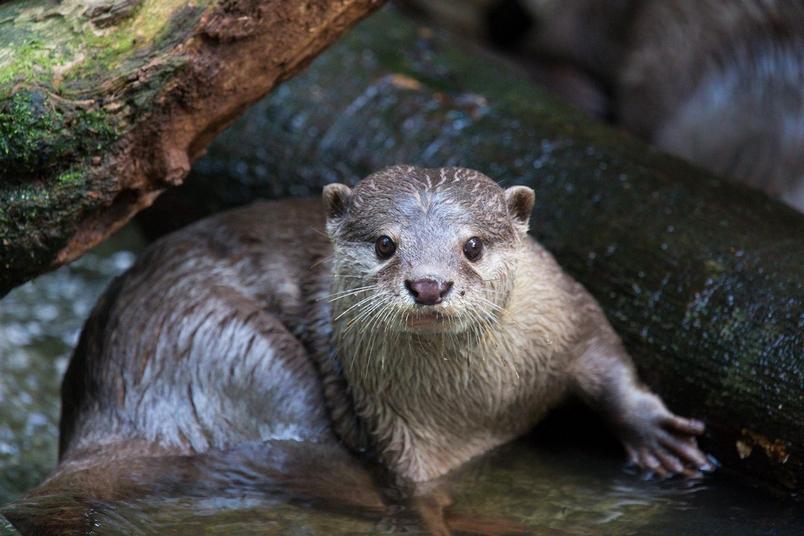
[619, 393, 714, 478]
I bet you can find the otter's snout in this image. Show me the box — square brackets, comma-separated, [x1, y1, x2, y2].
[405, 279, 453, 306]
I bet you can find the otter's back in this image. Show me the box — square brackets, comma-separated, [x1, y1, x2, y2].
[59, 199, 334, 461]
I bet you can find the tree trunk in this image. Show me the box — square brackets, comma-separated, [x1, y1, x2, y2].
[141, 8, 804, 494]
[0, 0, 383, 297]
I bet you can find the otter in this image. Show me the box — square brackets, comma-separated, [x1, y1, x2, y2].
[617, 0, 804, 211]
[58, 165, 711, 484]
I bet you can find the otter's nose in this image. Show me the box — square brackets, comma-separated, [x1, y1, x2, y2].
[405, 279, 453, 305]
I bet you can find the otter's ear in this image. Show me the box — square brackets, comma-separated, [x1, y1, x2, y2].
[322, 183, 352, 220]
[505, 185, 535, 227]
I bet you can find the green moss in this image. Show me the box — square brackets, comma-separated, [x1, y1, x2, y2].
[0, 38, 59, 86]
[0, 0, 212, 96]
[0, 89, 118, 181]
[0, 90, 62, 176]
[56, 168, 83, 184]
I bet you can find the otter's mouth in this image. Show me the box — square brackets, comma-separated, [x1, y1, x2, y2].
[406, 309, 454, 332]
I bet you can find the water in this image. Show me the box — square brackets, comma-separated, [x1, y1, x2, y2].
[0, 225, 144, 506]
[0, 226, 801, 535]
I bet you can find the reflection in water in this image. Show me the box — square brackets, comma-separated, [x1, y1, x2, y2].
[0, 226, 801, 535]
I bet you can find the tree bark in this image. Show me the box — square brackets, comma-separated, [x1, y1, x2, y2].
[141, 8, 804, 494]
[0, 0, 383, 297]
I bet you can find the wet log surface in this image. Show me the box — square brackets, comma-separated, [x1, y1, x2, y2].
[0, 0, 383, 297]
[141, 8, 804, 494]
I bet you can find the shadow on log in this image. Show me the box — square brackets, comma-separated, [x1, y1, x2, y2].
[140, 7, 804, 494]
[0, 0, 383, 297]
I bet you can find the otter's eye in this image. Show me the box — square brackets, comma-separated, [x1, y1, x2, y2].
[375, 235, 396, 259]
[463, 237, 483, 261]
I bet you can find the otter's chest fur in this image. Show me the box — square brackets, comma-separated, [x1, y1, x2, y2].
[335, 272, 580, 482]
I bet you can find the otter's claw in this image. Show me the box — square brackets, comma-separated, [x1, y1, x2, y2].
[619, 394, 713, 478]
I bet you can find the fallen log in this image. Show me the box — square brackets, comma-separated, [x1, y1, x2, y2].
[141, 8, 804, 493]
[0, 0, 383, 297]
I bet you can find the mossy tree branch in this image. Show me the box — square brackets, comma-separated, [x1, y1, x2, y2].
[0, 0, 383, 297]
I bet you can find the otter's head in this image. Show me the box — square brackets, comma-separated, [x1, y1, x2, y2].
[322, 166, 534, 337]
